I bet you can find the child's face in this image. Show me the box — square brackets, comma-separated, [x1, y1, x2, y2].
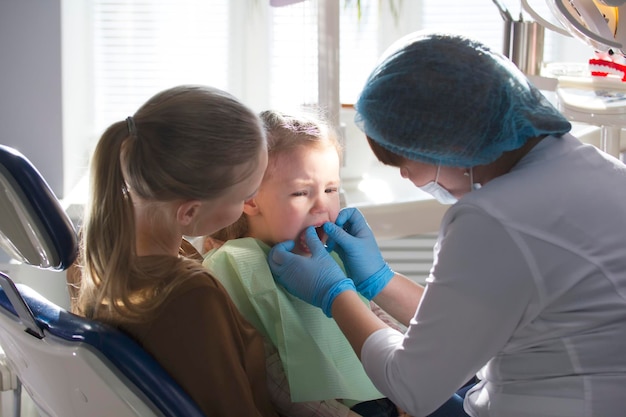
[246, 144, 341, 255]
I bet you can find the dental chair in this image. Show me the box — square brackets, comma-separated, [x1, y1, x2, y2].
[0, 145, 205, 417]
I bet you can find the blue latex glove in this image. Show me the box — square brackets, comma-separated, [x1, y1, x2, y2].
[269, 226, 356, 317]
[323, 207, 394, 300]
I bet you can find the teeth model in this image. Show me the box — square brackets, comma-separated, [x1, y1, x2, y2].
[589, 51, 626, 81]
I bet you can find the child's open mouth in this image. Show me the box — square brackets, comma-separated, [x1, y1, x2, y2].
[298, 225, 327, 254]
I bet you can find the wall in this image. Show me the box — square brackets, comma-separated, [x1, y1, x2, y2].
[0, 3, 72, 407]
[0, 0, 71, 310]
[0, 0, 63, 197]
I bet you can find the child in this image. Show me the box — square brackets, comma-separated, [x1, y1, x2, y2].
[202, 110, 406, 417]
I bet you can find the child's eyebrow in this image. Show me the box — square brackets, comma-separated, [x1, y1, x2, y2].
[284, 178, 314, 186]
[285, 178, 341, 186]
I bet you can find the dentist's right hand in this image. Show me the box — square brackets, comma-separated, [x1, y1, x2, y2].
[269, 226, 356, 317]
[323, 207, 394, 300]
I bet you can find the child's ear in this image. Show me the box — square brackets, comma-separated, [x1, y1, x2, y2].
[177, 200, 202, 226]
[243, 198, 259, 216]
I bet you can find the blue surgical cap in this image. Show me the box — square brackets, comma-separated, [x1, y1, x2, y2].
[354, 32, 571, 167]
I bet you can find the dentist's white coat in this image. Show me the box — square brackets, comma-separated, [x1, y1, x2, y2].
[363, 134, 626, 417]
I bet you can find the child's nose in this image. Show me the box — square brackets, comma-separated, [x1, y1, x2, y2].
[311, 195, 330, 213]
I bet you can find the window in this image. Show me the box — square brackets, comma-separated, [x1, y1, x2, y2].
[418, 0, 560, 61]
[268, 1, 319, 108]
[93, 0, 229, 133]
[63, 0, 591, 207]
[339, 1, 380, 104]
[88, 0, 579, 132]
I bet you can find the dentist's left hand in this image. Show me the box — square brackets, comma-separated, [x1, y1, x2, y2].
[269, 226, 356, 317]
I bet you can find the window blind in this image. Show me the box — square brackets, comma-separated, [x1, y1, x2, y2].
[340, 1, 379, 104]
[419, 0, 557, 58]
[90, 0, 564, 137]
[268, 1, 319, 109]
[93, 0, 228, 133]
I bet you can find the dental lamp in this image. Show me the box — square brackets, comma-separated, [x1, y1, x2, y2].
[521, 0, 626, 158]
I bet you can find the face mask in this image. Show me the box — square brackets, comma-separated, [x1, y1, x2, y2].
[419, 166, 482, 205]
[419, 164, 458, 205]
[420, 181, 458, 204]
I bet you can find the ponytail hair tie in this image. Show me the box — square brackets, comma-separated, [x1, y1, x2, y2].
[126, 116, 136, 136]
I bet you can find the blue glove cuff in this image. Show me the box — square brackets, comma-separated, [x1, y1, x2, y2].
[356, 264, 394, 300]
[321, 279, 357, 317]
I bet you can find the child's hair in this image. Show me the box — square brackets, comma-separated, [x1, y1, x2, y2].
[76, 85, 266, 322]
[209, 109, 342, 243]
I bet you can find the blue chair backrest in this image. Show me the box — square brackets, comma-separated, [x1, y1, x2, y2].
[0, 145, 205, 417]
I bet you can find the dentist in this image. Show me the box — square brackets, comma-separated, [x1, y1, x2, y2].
[269, 32, 626, 417]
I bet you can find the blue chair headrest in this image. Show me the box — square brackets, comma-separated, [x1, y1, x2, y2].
[0, 145, 77, 270]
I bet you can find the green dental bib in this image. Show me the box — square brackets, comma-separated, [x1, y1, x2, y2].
[203, 237, 383, 403]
